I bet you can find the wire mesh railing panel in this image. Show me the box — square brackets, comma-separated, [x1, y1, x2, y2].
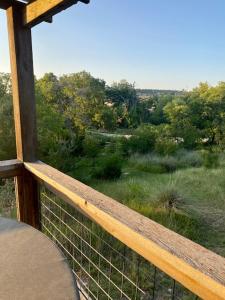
[0, 178, 16, 219]
[40, 189, 199, 300]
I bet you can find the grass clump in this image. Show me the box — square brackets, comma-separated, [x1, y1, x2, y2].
[128, 154, 176, 174]
[202, 150, 220, 168]
[176, 149, 203, 168]
[156, 188, 184, 210]
[128, 150, 203, 174]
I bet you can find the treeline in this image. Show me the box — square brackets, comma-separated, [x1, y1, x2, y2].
[1, 71, 225, 173]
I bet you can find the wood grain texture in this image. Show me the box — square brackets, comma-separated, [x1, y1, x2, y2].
[25, 161, 225, 300]
[15, 169, 40, 229]
[7, 4, 37, 162]
[23, 0, 90, 27]
[0, 159, 23, 178]
[7, 5, 40, 229]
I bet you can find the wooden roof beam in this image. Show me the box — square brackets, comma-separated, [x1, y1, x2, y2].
[23, 0, 90, 27]
[0, 0, 15, 10]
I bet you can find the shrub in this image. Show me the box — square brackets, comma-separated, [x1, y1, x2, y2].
[129, 154, 178, 174]
[159, 156, 178, 172]
[70, 157, 94, 183]
[156, 189, 183, 210]
[126, 125, 157, 154]
[202, 151, 219, 169]
[129, 150, 205, 175]
[82, 135, 102, 157]
[176, 149, 203, 168]
[93, 154, 122, 180]
[129, 154, 164, 173]
[154, 138, 179, 155]
[103, 138, 125, 156]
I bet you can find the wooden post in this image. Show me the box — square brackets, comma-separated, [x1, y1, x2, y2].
[7, 4, 40, 228]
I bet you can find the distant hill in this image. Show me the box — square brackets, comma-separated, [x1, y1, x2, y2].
[136, 89, 183, 99]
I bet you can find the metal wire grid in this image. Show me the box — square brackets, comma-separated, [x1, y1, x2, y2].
[0, 178, 16, 219]
[40, 190, 199, 300]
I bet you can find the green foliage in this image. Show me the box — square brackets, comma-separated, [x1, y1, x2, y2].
[128, 151, 203, 174]
[202, 150, 220, 169]
[36, 93, 80, 171]
[126, 124, 157, 154]
[60, 71, 107, 132]
[156, 188, 183, 210]
[2, 70, 225, 261]
[70, 157, 94, 183]
[0, 179, 16, 218]
[175, 150, 203, 167]
[0, 73, 16, 160]
[129, 154, 177, 173]
[36, 73, 62, 107]
[82, 134, 102, 157]
[93, 107, 117, 131]
[148, 95, 173, 125]
[164, 82, 225, 148]
[164, 98, 199, 149]
[106, 80, 138, 110]
[154, 137, 178, 155]
[93, 154, 122, 180]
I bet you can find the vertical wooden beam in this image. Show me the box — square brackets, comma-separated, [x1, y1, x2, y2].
[7, 5, 40, 229]
[15, 169, 40, 228]
[7, 5, 37, 162]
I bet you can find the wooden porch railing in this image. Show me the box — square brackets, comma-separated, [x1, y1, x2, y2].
[1, 159, 225, 300]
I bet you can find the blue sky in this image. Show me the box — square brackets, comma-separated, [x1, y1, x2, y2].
[1, 0, 225, 89]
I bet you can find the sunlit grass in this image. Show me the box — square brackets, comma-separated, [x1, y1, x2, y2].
[91, 159, 225, 256]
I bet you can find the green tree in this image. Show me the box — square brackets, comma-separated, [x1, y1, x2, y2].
[36, 73, 63, 108]
[59, 71, 106, 132]
[106, 80, 138, 109]
[93, 107, 117, 131]
[0, 73, 16, 160]
[164, 97, 199, 148]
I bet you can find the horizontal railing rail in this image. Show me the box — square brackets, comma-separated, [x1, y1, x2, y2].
[23, 160, 225, 300]
[0, 159, 23, 178]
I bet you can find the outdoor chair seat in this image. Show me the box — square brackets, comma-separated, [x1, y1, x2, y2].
[0, 217, 79, 300]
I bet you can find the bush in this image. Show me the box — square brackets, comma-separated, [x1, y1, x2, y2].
[202, 151, 219, 168]
[156, 189, 183, 210]
[103, 138, 125, 156]
[82, 135, 103, 157]
[176, 150, 203, 168]
[129, 154, 177, 174]
[93, 154, 122, 180]
[129, 151, 204, 174]
[126, 125, 157, 154]
[70, 157, 94, 183]
[154, 138, 179, 155]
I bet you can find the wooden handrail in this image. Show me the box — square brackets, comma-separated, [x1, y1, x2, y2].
[24, 161, 225, 300]
[0, 159, 23, 178]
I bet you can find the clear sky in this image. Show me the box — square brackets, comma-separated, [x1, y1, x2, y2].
[1, 0, 225, 90]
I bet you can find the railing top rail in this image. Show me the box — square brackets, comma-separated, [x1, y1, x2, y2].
[24, 160, 225, 300]
[0, 159, 23, 178]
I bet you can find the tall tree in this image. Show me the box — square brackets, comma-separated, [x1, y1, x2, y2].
[0, 73, 16, 160]
[60, 71, 106, 132]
